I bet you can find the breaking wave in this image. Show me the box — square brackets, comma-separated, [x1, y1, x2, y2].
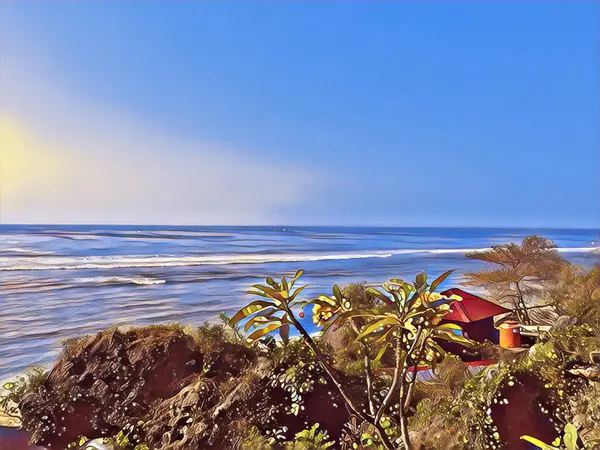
[0, 247, 597, 271]
[73, 276, 166, 286]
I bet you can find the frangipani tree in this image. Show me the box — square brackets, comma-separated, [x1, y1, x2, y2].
[229, 269, 307, 346]
[229, 270, 473, 450]
[350, 272, 472, 449]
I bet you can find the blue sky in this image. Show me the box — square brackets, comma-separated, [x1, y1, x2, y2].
[1, 2, 598, 227]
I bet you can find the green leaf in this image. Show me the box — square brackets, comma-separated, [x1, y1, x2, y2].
[402, 319, 418, 335]
[430, 270, 454, 293]
[246, 323, 284, 343]
[404, 308, 427, 322]
[230, 300, 277, 326]
[291, 269, 304, 281]
[281, 277, 289, 292]
[563, 423, 578, 450]
[436, 323, 463, 331]
[357, 317, 397, 341]
[333, 284, 343, 301]
[406, 292, 422, 310]
[2, 382, 15, 391]
[366, 287, 397, 310]
[401, 284, 414, 301]
[432, 329, 472, 346]
[311, 296, 338, 307]
[520, 435, 559, 450]
[243, 308, 278, 332]
[250, 284, 285, 301]
[288, 285, 307, 302]
[415, 273, 428, 288]
[290, 269, 305, 286]
[374, 326, 396, 344]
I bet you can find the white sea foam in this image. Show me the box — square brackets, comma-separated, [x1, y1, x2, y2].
[73, 276, 166, 285]
[1, 247, 49, 255]
[0, 247, 597, 271]
[0, 252, 394, 271]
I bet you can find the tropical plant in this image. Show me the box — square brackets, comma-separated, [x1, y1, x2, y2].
[230, 269, 473, 450]
[287, 423, 335, 449]
[465, 235, 568, 324]
[343, 271, 471, 450]
[228, 270, 373, 443]
[521, 423, 581, 450]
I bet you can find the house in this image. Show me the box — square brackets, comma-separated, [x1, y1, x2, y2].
[440, 288, 511, 344]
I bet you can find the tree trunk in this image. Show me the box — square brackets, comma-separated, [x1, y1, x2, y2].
[350, 320, 377, 416]
[288, 315, 400, 449]
[399, 414, 411, 450]
[403, 335, 429, 413]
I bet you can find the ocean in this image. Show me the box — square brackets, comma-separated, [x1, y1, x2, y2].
[1, 225, 599, 379]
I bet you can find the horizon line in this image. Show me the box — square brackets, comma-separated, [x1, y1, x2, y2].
[1, 223, 599, 231]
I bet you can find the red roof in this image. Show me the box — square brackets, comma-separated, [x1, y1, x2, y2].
[441, 288, 511, 323]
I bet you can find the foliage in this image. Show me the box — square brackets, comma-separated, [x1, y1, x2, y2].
[0, 366, 45, 420]
[237, 424, 335, 450]
[269, 358, 328, 417]
[186, 321, 230, 351]
[549, 265, 600, 329]
[238, 426, 276, 449]
[286, 423, 335, 449]
[230, 269, 307, 345]
[230, 269, 472, 450]
[521, 423, 581, 450]
[66, 429, 150, 450]
[542, 324, 600, 362]
[465, 236, 568, 324]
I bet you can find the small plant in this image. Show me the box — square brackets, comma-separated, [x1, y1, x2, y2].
[521, 423, 580, 450]
[0, 366, 45, 421]
[287, 423, 335, 449]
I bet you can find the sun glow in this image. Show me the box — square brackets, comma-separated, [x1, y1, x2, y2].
[1, 117, 72, 218]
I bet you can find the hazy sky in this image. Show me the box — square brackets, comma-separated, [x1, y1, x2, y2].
[1, 2, 598, 227]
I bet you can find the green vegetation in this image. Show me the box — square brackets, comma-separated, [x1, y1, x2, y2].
[466, 235, 567, 324]
[230, 269, 472, 450]
[0, 366, 45, 422]
[521, 423, 582, 450]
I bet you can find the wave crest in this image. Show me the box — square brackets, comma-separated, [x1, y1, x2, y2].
[0, 247, 597, 271]
[73, 276, 166, 286]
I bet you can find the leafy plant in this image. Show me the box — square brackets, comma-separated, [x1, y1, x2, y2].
[286, 423, 335, 449]
[230, 269, 307, 346]
[521, 423, 580, 450]
[230, 269, 472, 450]
[341, 271, 471, 450]
[0, 366, 45, 421]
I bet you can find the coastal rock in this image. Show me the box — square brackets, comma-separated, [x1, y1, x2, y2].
[19, 325, 204, 449]
[142, 348, 358, 449]
[17, 326, 358, 449]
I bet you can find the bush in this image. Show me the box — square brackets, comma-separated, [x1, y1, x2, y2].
[0, 366, 45, 422]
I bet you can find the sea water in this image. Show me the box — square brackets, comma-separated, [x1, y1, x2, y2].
[1, 225, 598, 379]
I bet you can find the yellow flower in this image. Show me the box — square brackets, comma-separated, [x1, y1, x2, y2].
[312, 304, 338, 327]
